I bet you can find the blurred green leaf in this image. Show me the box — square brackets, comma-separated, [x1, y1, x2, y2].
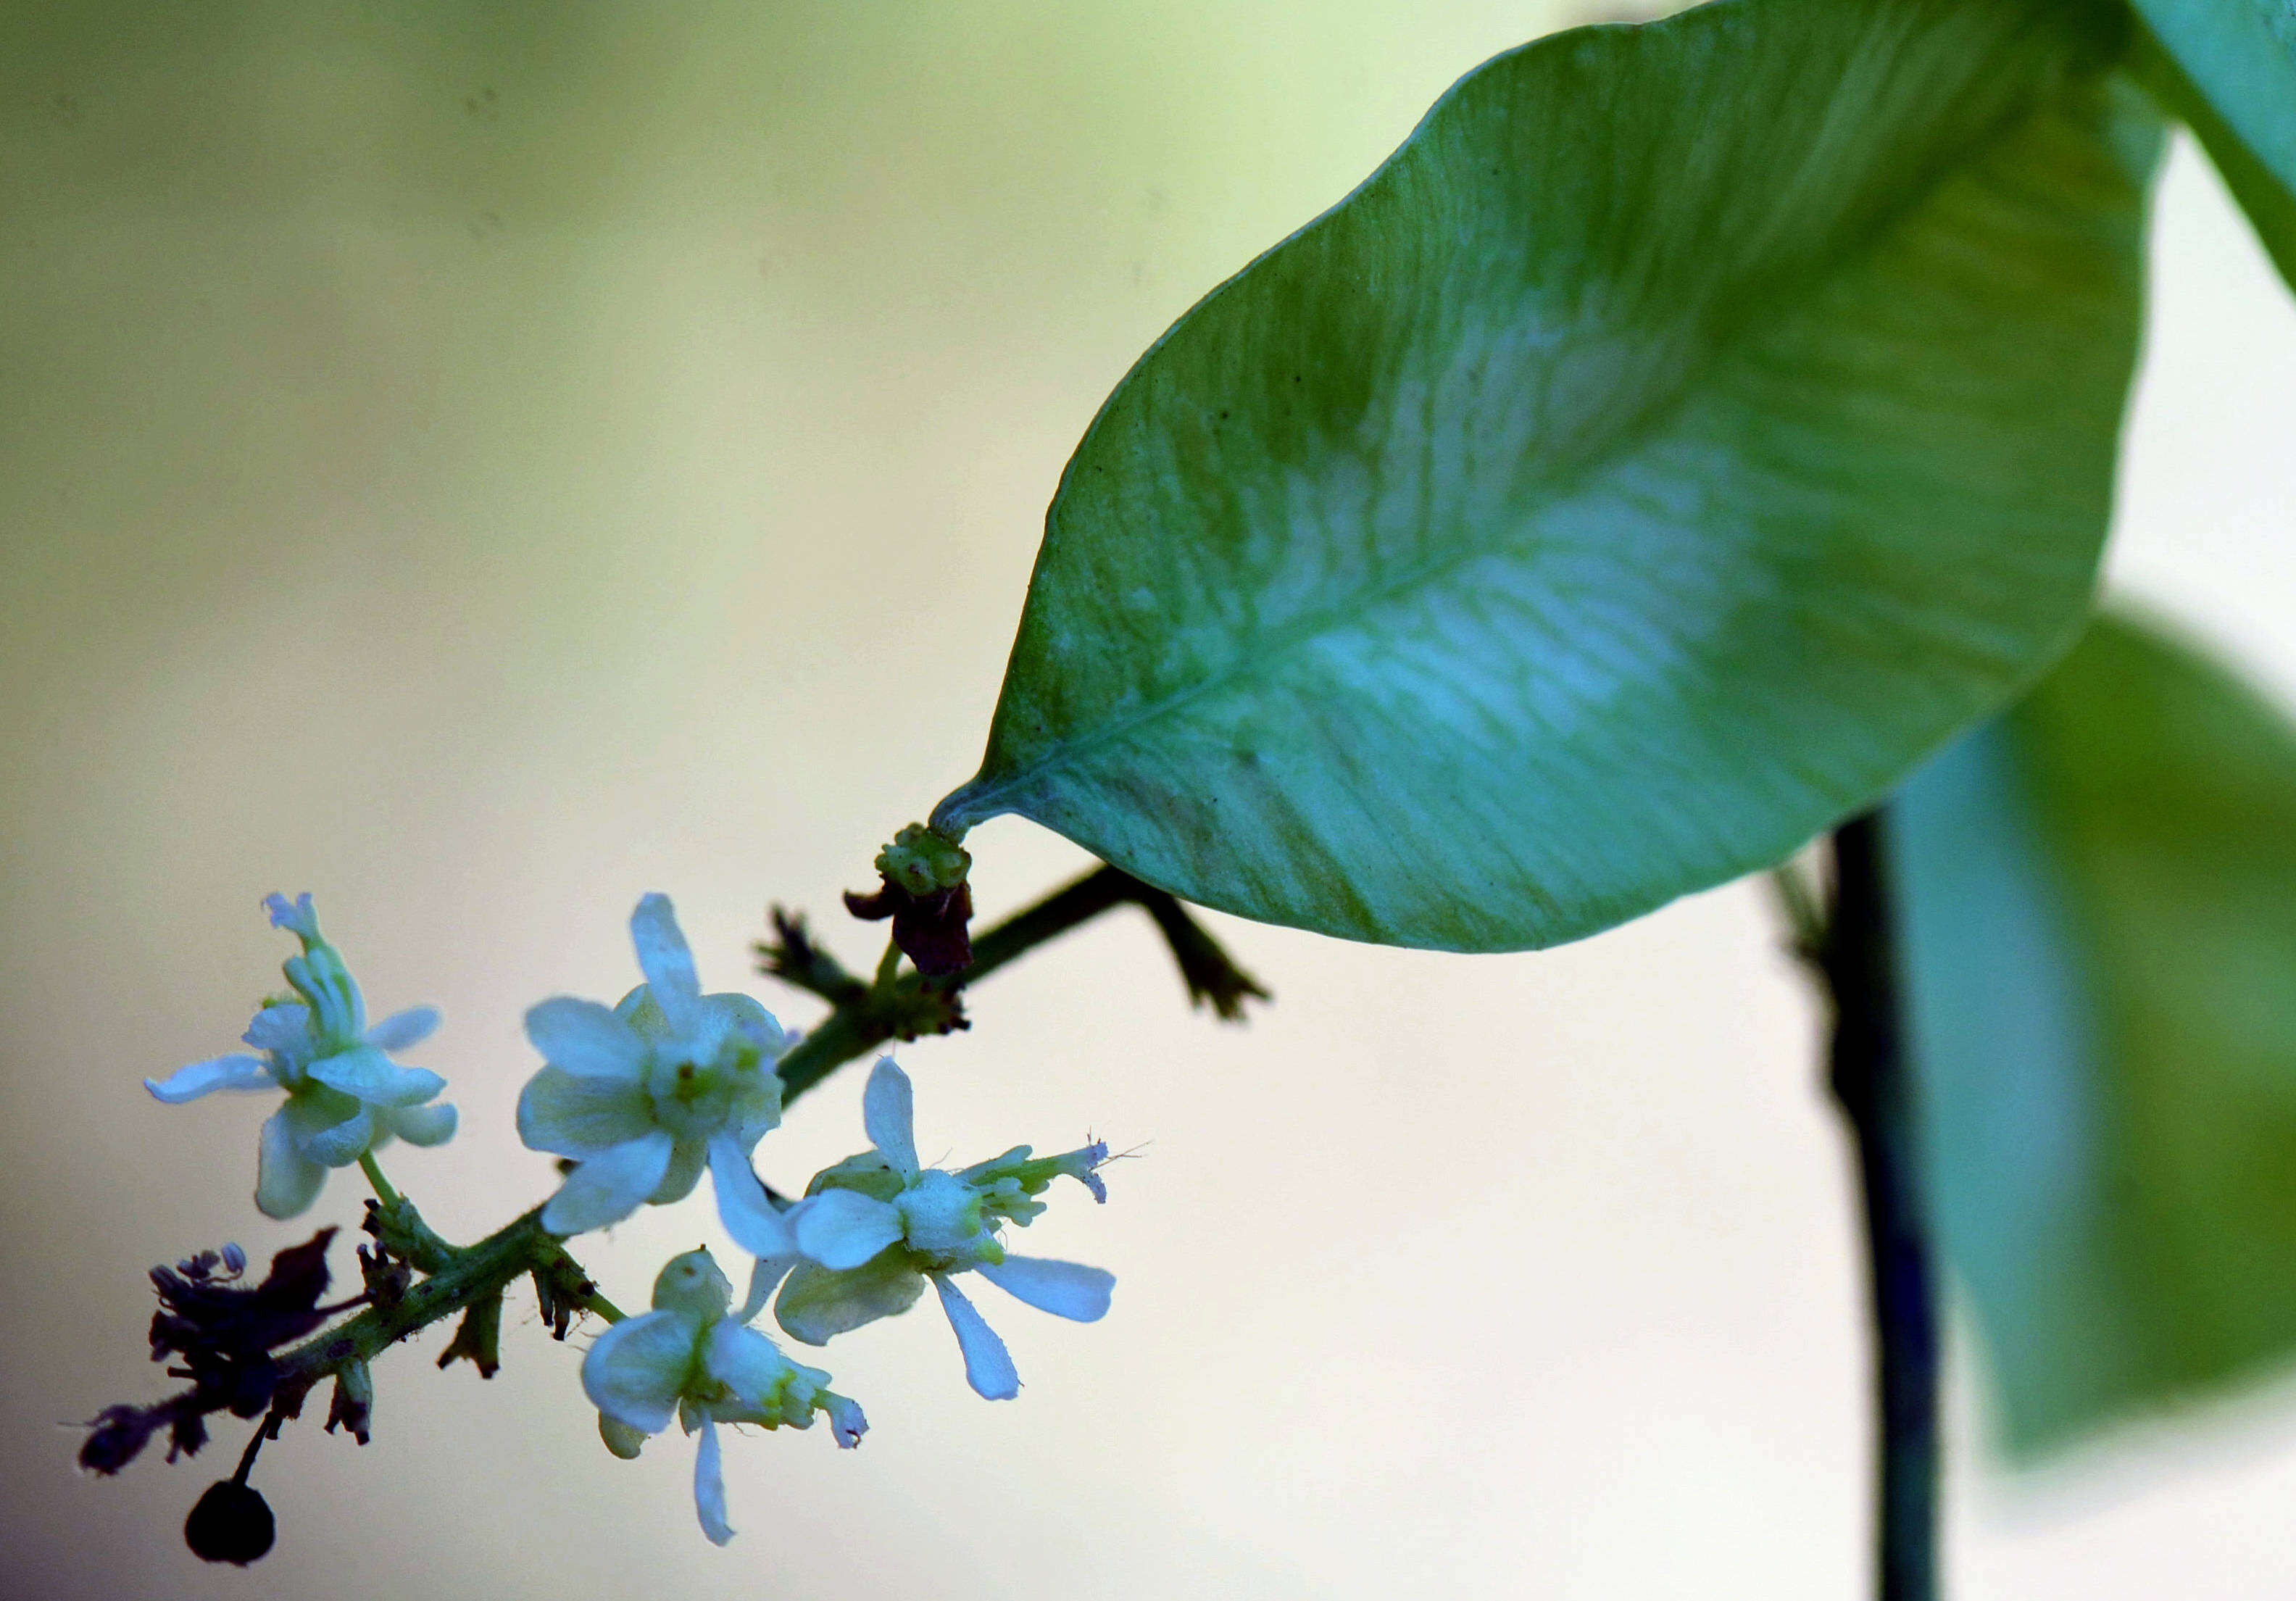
[1894, 614, 2296, 1455]
[936, 0, 2158, 951]
[2126, 0, 2296, 291]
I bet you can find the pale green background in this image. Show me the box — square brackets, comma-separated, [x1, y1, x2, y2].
[4, 4, 2294, 1597]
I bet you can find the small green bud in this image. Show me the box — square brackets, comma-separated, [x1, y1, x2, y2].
[599, 1413, 649, 1460]
[874, 823, 971, 897]
[651, 1248, 735, 1320]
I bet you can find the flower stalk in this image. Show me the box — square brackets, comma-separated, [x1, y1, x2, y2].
[357, 1152, 399, 1209]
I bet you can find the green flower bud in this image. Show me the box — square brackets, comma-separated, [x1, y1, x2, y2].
[874, 823, 971, 897]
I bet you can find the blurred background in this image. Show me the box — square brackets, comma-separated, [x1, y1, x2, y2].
[4, 3, 2293, 1596]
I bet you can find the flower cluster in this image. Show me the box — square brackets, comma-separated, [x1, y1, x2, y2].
[122, 887, 1118, 1553]
[520, 895, 1115, 1542]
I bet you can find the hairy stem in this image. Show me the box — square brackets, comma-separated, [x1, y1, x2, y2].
[961, 865, 1145, 986]
[1822, 813, 1938, 1601]
[773, 1000, 895, 1102]
[265, 1207, 621, 1423]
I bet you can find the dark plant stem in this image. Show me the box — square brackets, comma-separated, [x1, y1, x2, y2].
[229, 1419, 267, 1486]
[774, 864, 1266, 1100]
[1823, 812, 1939, 1601]
[260, 1208, 622, 1421]
[960, 865, 1146, 985]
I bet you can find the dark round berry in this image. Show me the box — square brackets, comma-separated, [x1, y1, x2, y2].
[184, 1480, 275, 1565]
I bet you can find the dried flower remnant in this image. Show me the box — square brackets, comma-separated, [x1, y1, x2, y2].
[80, 1231, 344, 1478]
[845, 823, 976, 978]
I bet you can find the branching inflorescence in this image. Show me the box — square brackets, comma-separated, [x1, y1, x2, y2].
[80, 828, 1266, 1561]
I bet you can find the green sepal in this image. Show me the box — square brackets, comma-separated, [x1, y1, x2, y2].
[803, 1151, 906, 1203]
[775, 1250, 926, 1347]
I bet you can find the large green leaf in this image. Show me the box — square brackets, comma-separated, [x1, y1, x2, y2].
[1893, 614, 2296, 1455]
[935, 0, 2159, 951]
[2126, 0, 2296, 291]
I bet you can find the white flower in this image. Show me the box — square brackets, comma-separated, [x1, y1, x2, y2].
[144, 894, 457, 1220]
[517, 894, 794, 1256]
[775, 1057, 1114, 1400]
[584, 1247, 865, 1546]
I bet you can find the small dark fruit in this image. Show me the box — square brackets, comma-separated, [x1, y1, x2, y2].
[184, 1479, 275, 1565]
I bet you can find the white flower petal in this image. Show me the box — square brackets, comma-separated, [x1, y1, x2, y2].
[931, 1272, 1019, 1400]
[704, 1318, 796, 1409]
[524, 997, 647, 1080]
[726, 1084, 783, 1154]
[362, 1006, 441, 1052]
[263, 891, 319, 941]
[581, 1308, 696, 1434]
[649, 1138, 709, 1206]
[386, 1102, 459, 1147]
[517, 1065, 655, 1157]
[824, 1392, 867, 1449]
[296, 1102, 377, 1167]
[793, 1188, 904, 1272]
[629, 894, 702, 1028]
[255, 1107, 328, 1219]
[977, 1255, 1115, 1323]
[541, 1130, 677, 1236]
[694, 1417, 733, 1546]
[242, 1003, 313, 1057]
[306, 1044, 447, 1108]
[736, 1255, 796, 1326]
[145, 1054, 272, 1104]
[862, 1057, 920, 1178]
[715, 991, 790, 1055]
[707, 1134, 796, 1258]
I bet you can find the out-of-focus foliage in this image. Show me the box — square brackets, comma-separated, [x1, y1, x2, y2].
[1895, 614, 2296, 1455]
[2126, 0, 2296, 289]
[939, 0, 2160, 952]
